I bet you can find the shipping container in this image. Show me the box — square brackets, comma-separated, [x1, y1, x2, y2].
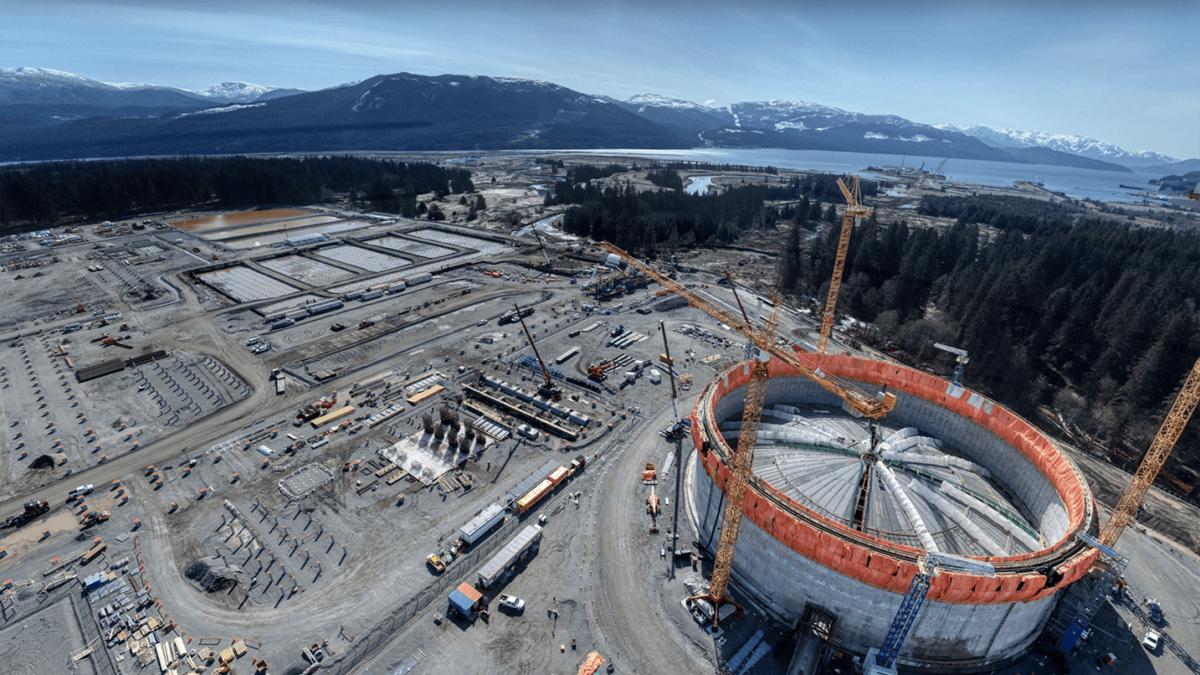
[306, 299, 344, 315]
[516, 479, 554, 514]
[546, 465, 570, 488]
[554, 346, 580, 364]
[310, 405, 355, 428]
[405, 384, 444, 405]
[505, 460, 560, 504]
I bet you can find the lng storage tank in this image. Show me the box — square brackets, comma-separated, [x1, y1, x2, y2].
[688, 353, 1101, 671]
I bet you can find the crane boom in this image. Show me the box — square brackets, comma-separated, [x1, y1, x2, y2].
[600, 242, 895, 419]
[818, 176, 872, 353]
[1099, 355, 1200, 546]
[513, 302, 559, 399]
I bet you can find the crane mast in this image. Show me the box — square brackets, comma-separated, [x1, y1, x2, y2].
[696, 281, 780, 622]
[1100, 355, 1200, 546]
[818, 176, 872, 353]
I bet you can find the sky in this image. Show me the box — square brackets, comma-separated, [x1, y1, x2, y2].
[3, 0, 1198, 158]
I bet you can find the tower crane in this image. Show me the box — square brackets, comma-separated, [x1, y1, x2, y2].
[817, 176, 872, 353]
[1055, 354, 1200, 649]
[1099, 354, 1200, 546]
[600, 243, 896, 626]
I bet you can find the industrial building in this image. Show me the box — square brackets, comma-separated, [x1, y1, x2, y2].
[690, 354, 1099, 671]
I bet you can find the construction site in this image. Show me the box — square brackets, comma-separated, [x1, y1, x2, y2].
[0, 155, 1196, 675]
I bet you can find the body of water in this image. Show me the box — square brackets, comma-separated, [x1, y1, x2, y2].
[561, 148, 1161, 203]
[684, 175, 713, 195]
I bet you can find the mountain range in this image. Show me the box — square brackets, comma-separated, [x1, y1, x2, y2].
[0, 67, 1189, 174]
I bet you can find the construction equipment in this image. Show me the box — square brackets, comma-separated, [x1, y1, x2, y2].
[1051, 355, 1200, 650]
[688, 282, 782, 626]
[2, 499, 49, 529]
[868, 553, 995, 673]
[586, 362, 609, 381]
[641, 463, 657, 484]
[601, 243, 895, 625]
[932, 342, 970, 386]
[531, 227, 553, 268]
[512, 302, 560, 400]
[817, 176, 872, 353]
[600, 243, 896, 420]
[80, 510, 110, 530]
[1100, 355, 1200, 546]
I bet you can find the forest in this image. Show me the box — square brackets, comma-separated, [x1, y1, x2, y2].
[780, 200, 1200, 492]
[0, 156, 473, 232]
[550, 171, 875, 253]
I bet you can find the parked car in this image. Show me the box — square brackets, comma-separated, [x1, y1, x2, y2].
[1142, 630, 1161, 652]
[498, 594, 525, 614]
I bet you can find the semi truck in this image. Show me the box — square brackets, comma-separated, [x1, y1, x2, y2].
[2, 500, 49, 529]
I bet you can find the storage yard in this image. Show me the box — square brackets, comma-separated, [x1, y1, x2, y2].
[0, 156, 1197, 675]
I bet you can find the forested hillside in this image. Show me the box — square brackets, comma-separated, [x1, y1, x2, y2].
[781, 200, 1200, 493]
[0, 156, 473, 232]
[551, 171, 875, 252]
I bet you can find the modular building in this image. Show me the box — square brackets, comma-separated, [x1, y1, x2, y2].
[477, 524, 543, 588]
[459, 503, 506, 548]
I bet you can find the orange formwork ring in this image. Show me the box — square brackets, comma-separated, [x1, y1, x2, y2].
[691, 354, 1098, 604]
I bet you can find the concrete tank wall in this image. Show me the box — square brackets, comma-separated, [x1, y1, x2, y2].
[692, 457, 1058, 671]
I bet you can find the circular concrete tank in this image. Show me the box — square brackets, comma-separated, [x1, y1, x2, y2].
[689, 354, 1099, 671]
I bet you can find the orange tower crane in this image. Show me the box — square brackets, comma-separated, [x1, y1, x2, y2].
[817, 176, 872, 353]
[1100, 355, 1200, 546]
[600, 243, 895, 624]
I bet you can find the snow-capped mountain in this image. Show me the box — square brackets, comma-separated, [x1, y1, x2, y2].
[952, 125, 1177, 168]
[194, 81, 301, 103]
[728, 99, 860, 131]
[0, 67, 203, 107]
[626, 93, 714, 111]
[0, 67, 300, 107]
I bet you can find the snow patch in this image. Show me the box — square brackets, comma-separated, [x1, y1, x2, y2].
[177, 103, 264, 117]
[625, 93, 711, 111]
[863, 131, 889, 140]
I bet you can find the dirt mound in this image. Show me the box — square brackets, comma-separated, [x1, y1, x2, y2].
[184, 556, 243, 593]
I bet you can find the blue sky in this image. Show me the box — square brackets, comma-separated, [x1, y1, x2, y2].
[3, 1, 1198, 158]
